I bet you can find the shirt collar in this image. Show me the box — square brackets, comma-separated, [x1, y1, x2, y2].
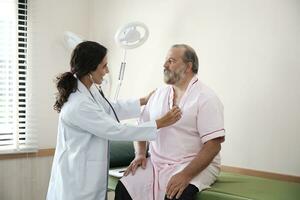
[168, 75, 199, 109]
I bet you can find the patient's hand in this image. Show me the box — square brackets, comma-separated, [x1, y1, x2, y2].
[166, 171, 192, 199]
[123, 155, 147, 176]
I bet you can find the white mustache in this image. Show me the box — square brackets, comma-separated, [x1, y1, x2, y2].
[164, 69, 171, 74]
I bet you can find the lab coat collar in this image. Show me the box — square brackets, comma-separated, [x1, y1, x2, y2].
[76, 79, 96, 103]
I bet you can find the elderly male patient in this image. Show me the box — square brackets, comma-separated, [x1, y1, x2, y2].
[114, 44, 225, 200]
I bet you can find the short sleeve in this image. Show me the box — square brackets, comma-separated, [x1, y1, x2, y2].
[197, 96, 225, 143]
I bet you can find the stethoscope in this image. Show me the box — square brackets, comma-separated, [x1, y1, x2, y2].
[89, 74, 119, 200]
[99, 87, 117, 200]
[98, 87, 120, 123]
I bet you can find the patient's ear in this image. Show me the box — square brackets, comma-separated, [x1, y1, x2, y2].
[186, 62, 193, 73]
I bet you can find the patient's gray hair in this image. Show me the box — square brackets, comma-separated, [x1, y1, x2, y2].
[172, 44, 199, 74]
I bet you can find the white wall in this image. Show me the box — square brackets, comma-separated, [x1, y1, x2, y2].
[29, 0, 300, 176]
[89, 0, 300, 176]
[28, 0, 91, 148]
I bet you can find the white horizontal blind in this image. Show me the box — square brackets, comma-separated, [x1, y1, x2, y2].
[0, 0, 37, 153]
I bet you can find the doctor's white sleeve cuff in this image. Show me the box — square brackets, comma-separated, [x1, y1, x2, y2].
[134, 120, 157, 141]
[139, 120, 157, 130]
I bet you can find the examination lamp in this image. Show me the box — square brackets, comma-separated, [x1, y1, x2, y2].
[114, 21, 149, 100]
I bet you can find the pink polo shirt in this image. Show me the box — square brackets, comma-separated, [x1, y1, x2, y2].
[121, 76, 225, 200]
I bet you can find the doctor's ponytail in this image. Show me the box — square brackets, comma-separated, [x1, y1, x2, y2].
[53, 72, 77, 113]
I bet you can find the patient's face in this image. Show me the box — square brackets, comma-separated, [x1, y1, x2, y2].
[163, 47, 187, 85]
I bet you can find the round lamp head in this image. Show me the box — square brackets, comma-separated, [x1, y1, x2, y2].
[115, 22, 149, 49]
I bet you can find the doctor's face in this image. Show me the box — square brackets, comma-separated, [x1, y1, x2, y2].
[90, 55, 109, 85]
[163, 47, 187, 85]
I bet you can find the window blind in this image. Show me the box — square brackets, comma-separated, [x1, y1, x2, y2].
[0, 0, 37, 153]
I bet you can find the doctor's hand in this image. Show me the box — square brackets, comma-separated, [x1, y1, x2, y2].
[140, 90, 156, 106]
[123, 154, 147, 176]
[156, 106, 182, 129]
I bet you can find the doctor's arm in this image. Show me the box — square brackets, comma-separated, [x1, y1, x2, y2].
[63, 100, 181, 141]
[166, 137, 224, 199]
[110, 90, 155, 120]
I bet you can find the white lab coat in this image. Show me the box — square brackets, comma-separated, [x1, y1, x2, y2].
[46, 80, 157, 200]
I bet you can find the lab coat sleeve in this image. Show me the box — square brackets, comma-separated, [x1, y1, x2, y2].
[110, 98, 141, 120]
[63, 99, 157, 141]
[197, 96, 225, 143]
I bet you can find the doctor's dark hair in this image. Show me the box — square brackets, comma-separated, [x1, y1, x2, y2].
[54, 41, 107, 112]
[172, 44, 199, 74]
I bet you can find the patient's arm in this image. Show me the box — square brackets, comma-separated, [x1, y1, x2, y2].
[180, 137, 224, 178]
[123, 141, 147, 176]
[134, 141, 147, 156]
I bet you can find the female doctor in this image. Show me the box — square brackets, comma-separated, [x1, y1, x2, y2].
[46, 41, 181, 200]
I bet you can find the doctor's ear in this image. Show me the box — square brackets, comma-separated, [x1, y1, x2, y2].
[88, 73, 94, 83]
